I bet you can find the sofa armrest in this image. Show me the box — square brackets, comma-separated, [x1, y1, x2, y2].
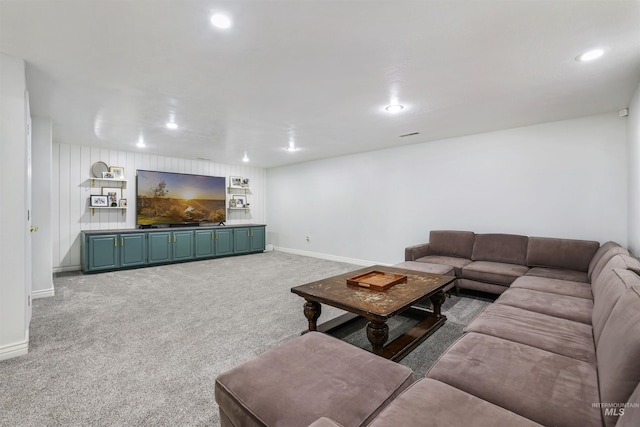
[405, 243, 430, 261]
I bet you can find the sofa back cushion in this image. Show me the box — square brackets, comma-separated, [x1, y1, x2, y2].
[471, 234, 528, 265]
[592, 262, 640, 345]
[429, 230, 475, 259]
[589, 244, 629, 283]
[596, 270, 640, 427]
[526, 237, 599, 272]
[592, 254, 640, 303]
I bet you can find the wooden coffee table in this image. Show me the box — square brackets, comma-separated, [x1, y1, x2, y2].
[291, 265, 455, 361]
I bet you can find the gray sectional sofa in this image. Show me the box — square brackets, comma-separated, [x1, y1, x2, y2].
[215, 233, 640, 427]
[405, 230, 602, 294]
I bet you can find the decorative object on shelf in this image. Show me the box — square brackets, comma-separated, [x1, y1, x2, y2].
[120, 199, 127, 207]
[91, 161, 109, 178]
[102, 171, 115, 179]
[229, 198, 237, 208]
[101, 187, 122, 199]
[230, 176, 243, 188]
[90, 195, 108, 207]
[242, 178, 250, 187]
[109, 166, 125, 180]
[233, 194, 247, 208]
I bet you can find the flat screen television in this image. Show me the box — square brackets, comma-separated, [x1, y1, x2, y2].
[136, 170, 226, 226]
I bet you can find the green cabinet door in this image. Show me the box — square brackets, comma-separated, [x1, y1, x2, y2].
[172, 231, 194, 261]
[120, 233, 146, 267]
[194, 230, 215, 259]
[215, 229, 234, 256]
[250, 227, 265, 252]
[87, 234, 119, 271]
[148, 232, 172, 264]
[233, 227, 250, 254]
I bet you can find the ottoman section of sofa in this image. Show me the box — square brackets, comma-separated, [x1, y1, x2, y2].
[215, 331, 414, 427]
[393, 261, 455, 293]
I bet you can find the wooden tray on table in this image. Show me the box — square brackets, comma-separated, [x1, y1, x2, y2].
[347, 271, 407, 291]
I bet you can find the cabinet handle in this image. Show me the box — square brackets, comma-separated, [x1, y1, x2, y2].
[174, 235, 177, 243]
[247, 230, 250, 237]
[168, 235, 170, 243]
[114, 238, 117, 247]
[121, 238, 124, 246]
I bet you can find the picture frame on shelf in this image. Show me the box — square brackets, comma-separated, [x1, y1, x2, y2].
[109, 166, 125, 180]
[90, 195, 108, 207]
[101, 187, 122, 199]
[229, 198, 237, 208]
[102, 171, 115, 179]
[107, 192, 118, 206]
[232, 194, 247, 208]
[230, 176, 243, 188]
[119, 199, 127, 207]
[241, 178, 250, 187]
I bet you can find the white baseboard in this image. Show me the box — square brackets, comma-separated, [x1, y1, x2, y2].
[32, 287, 55, 299]
[0, 336, 28, 361]
[53, 265, 81, 273]
[274, 246, 391, 267]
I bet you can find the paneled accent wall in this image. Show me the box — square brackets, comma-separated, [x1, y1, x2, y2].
[52, 143, 266, 271]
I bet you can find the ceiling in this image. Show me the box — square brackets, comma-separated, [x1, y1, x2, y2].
[1, 0, 639, 169]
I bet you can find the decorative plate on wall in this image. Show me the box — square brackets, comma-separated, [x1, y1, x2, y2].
[91, 161, 108, 178]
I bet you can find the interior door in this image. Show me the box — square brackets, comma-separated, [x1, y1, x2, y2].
[25, 91, 32, 326]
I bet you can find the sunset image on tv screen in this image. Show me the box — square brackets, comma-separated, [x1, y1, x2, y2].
[136, 170, 226, 225]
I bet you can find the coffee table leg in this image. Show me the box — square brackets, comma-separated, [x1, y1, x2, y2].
[367, 321, 389, 356]
[303, 301, 321, 331]
[430, 290, 446, 318]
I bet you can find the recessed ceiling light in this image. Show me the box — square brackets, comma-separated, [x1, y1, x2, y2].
[242, 152, 249, 162]
[385, 104, 404, 113]
[137, 140, 146, 148]
[576, 48, 604, 62]
[166, 122, 178, 130]
[211, 13, 232, 29]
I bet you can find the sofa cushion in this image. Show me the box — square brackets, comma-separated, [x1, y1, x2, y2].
[526, 236, 599, 272]
[215, 332, 414, 427]
[495, 288, 593, 324]
[588, 241, 628, 281]
[427, 333, 601, 427]
[464, 303, 595, 364]
[428, 230, 475, 259]
[592, 267, 638, 346]
[462, 261, 529, 286]
[525, 267, 589, 283]
[368, 378, 543, 427]
[511, 276, 593, 300]
[592, 254, 640, 302]
[596, 272, 640, 427]
[415, 255, 471, 276]
[471, 233, 528, 265]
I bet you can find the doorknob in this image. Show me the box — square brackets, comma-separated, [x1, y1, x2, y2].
[30, 226, 38, 232]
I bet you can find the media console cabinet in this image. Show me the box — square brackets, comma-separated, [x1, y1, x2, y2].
[81, 224, 266, 273]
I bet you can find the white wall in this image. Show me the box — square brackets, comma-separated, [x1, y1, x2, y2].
[627, 81, 640, 255]
[32, 117, 54, 297]
[267, 113, 628, 265]
[51, 143, 267, 271]
[0, 53, 29, 360]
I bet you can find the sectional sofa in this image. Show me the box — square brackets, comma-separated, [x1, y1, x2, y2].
[405, 230, 604, 295]
[214, 233, 640, 427]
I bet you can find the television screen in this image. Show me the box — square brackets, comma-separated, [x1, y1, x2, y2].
[136, 170, 226, 225]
